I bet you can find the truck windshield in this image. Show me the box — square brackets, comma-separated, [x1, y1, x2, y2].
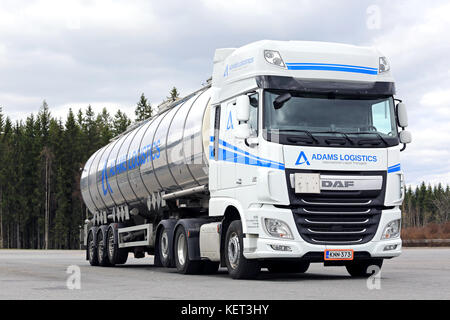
[263, 90, 399, 147]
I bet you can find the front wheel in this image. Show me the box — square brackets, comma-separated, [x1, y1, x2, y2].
[346, 259, 383, 277]
[225, 220, 261, 279]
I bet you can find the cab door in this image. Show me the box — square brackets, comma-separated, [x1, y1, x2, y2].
[214, 100, 237, 193]
[235, 92, 259, 187]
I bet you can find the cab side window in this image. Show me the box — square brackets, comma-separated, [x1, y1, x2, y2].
[248, 93, 259, 136]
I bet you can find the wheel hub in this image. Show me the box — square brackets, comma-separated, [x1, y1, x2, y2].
[227, 232, 240, 269]
[161, 231, 169, 259]
[177, 233, 187, 266]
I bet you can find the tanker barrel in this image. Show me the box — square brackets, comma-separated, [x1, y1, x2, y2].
[80, 87, 212, 215]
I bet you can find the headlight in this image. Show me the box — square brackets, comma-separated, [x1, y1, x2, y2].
[381, 219, 401, 240]
[263, 218, 293, 239]
[264, 50, 286, 68]
[379, 56, 390, 73]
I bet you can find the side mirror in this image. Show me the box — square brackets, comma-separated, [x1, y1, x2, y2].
[236, 95, 250, 122]
[235, 123, 251, 139]
[397, 102, 408, 128]
[399, 130, 412, 144]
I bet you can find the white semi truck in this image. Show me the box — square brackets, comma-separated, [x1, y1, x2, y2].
[81, 40, 411, 279]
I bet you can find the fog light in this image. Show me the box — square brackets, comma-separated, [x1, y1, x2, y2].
[384, 244, 398, 251]
[270, 244, 292, 251]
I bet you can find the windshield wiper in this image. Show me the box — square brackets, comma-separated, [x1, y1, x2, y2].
[274, 129, 320, 144]
[314, 131, 355, 145]
[347, 131, 389, 146]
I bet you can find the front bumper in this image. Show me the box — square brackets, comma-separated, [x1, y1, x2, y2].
[243, 205, 402, 260]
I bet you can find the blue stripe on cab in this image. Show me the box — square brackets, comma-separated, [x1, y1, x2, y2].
[388, 164, 401, 173]
[286, 63, 378, 75]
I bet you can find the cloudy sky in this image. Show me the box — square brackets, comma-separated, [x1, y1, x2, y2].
[0, 0, 449, 186]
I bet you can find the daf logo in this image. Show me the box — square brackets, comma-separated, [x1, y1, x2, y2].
[322, 180, 355, 188]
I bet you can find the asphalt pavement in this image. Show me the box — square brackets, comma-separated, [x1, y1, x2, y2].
[0, 248, 449, 299]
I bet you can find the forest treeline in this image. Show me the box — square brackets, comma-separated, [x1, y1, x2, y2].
[0, 88, 179, 249]
[0, 86, 449, 249]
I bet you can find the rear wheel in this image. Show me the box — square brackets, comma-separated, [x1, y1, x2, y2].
[106, 226, 128, 266]
[174, 226, 202, 274]
[267, 261, 310, 274]
[87, 230, 98, 266]
[225, 220, 260, 279]
[346, 259, 383, 277]
[97, 229, 110, 267]
[158, 227, 172, 267]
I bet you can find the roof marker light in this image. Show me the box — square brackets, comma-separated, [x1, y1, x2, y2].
[264, 50, 286, 69]
[379, 56, 390, 73]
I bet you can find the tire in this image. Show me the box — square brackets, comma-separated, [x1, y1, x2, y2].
[202, 261, 220, 274]
[267, 261, 310, 274]
[97, 228, 111, 267]
[346, 259, 383, 278]
[174, 226, 202, 274]
[106, 225, 128, 266]
[87, 230, 99, 266]
[225, 220, 261, 279]
[158, 227, 172, 267]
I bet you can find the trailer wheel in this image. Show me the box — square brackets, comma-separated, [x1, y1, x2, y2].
[106, 226, 128, 266]
[267, 261, 310, 274]
[346, 259, 383, 277]
[97, 229, 111, 267]
[174, 226, 202, 274]
[87, 230, 98, 266]
[158, 227, 172, 267]
[225, 220, 260, 279]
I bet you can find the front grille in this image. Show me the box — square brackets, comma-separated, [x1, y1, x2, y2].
[285, 169, 386, 245]
[292, 206, 381, 245]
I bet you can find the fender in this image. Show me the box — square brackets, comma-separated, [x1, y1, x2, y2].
[174, 218, 211, 261]
[209, 197, 248, 231]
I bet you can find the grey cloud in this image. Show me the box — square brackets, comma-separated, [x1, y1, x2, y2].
[0, 0, 449, 185]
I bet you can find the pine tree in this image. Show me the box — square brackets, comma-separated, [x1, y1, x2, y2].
[167, 87, 180, 101]
[113, 110, 131, 136]
[135, 93, 152, 121]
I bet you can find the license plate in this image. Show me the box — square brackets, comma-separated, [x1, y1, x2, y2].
[324, 249, 354, 261]
[294, 173, 320, 194]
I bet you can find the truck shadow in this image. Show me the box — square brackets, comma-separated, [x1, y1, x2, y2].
[115, 264, 352, 281]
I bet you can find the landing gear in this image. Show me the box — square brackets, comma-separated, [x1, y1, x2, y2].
[224, 220, 260, 279]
